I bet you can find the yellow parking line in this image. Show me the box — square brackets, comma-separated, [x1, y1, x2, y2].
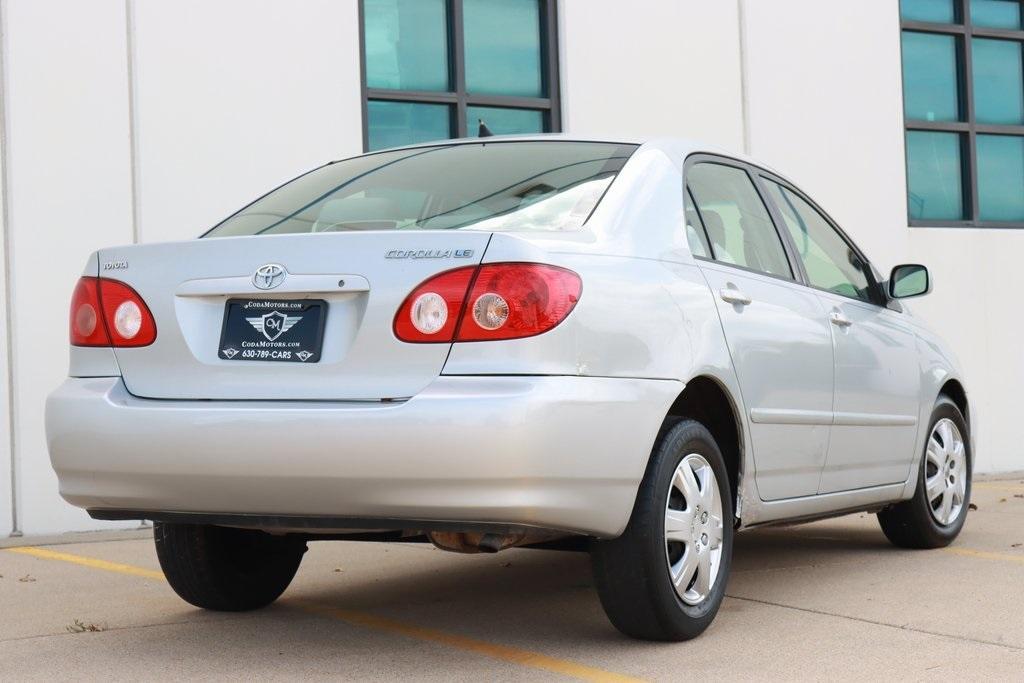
[944, 547, 1024, 565]
[6, 546, 165, 580]
[3, 546, 644, 683]
[297, 602, 643, 682]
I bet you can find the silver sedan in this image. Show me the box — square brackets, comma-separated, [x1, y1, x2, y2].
[46, 137, 971, 640]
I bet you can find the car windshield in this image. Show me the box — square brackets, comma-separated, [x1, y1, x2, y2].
[204, 141, 637, 237]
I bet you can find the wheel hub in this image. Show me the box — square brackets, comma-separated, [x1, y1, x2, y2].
[924, 418, 967, 526]
[664, 453, 724, 606]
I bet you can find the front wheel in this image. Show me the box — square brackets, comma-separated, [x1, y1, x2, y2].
[591, 419, 733, 641]
[877, 396, 971, 549]
[154, 523, 307, 611]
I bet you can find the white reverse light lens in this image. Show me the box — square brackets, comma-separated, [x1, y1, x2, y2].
[472, 292, 509, 330]
[75, 303, 98, 337]
[410, 292, 448, 334]
[114, 300, 142, 339]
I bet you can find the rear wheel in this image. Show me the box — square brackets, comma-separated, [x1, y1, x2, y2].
[154, 523, 306, 611]
[878, 397, 971, 549]
[591, 420, 733, 641]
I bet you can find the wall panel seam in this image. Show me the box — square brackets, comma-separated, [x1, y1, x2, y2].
[125, 0, 141, 244]
[737, 0, 751, 154]
[0, 0, 21, 536]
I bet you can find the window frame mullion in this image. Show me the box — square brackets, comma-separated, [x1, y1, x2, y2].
[450, 0, 468, 138]
[961, 0, 980, 223]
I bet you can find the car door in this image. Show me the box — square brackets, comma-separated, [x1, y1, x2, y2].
[687, 159, 835, 501]
[761, 178, 921, 493]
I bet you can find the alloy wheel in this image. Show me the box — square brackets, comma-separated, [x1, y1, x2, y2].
[664, 453, 724, 605]
[925, 418, 967, 526]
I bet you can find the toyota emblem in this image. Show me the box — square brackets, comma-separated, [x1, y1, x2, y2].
[253, 263, 287, 290]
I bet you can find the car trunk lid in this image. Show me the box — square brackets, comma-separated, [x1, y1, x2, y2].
[101, 231, 489, 400]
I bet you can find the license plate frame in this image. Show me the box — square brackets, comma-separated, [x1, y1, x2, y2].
[217, 298, 327, 363]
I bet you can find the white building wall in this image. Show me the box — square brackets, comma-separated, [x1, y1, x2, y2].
[0, 0, 1018, 536]
[560, 0, 745, 150]
[3, 0, 138, 535]
[131, 0, 364, 245]
[0, 0, 12, 537]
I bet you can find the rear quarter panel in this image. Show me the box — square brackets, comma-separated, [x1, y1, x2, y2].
[443, 143, 735, 386]
[443, 244, 733, 386]
[443, 145, 753, 516]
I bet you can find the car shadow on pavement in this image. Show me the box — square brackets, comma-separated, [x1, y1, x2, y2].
[54, 522, 904, 667]
[270, 521, 895, 644]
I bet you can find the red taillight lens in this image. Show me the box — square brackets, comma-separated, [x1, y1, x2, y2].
[70, 277, 157, 347]
[457, 264, 581, 341]
[70, 277, 108, 346]
[393, 266, 477, 343]
[393, 263, 581, 343]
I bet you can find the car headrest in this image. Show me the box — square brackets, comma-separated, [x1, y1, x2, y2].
[313, 197, 399, 232]
[701, 209, 726, 245]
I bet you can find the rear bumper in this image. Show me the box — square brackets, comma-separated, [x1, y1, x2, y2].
[46, 376, 681, 537]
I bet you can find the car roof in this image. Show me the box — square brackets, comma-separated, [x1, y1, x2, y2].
[347, 133, 786, 180]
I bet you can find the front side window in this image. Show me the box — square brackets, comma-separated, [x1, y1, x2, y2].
[361, 0, 560, 151]
[204, 141, 635, 237]
[764, 181, 876, 303]
[687, 163, 793, 279]
[900, 0, 1024, 226]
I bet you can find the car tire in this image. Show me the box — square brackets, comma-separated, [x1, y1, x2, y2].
[590, 419, 734, 641]
[154, 522, 307, 611]
[877, 396, 971, 549]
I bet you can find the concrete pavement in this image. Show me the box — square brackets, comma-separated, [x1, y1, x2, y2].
[2, 476, 1023, 681]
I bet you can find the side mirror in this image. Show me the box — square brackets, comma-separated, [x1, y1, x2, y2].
[889, 264, 930, 299]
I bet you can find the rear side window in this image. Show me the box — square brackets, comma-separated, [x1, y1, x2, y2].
[204, 141, 637, 237]
[687, 163, 793, 279]
[763, 180, 875, 303]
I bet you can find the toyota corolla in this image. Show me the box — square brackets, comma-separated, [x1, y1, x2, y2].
[45, 137, 972, 640]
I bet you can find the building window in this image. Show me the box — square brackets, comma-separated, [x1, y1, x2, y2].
[900, 0, 1024, 226]
[360, 0, 560, 152]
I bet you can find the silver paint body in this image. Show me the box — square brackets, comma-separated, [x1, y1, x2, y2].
[45, 137, 971, 537]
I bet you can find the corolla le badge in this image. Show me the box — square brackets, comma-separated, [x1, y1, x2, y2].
[253, 263, 287, 290]
[385, 249, 474, 260]
[246, 310, 302, 342]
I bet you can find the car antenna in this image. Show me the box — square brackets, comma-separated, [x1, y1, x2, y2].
[478, 119, 494, 137]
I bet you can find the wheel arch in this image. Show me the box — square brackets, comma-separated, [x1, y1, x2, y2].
[662, 375, 744, 521]
[938, 378, 969, 430]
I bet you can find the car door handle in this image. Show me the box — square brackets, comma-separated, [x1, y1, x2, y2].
[719, 287, 752, 306]
[719, 288, 752, 306]
[829, 311, 853, 327]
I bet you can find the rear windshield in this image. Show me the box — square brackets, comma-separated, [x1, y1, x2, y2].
[204, 141, 637, 237]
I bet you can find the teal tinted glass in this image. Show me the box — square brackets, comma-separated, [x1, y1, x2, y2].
[972, 39, 1024, 125]
[464, 0, 543, 97]
[367, 101, 450, 151]
[364, 0, 449, 91]
[902, 32, 962, 121]
[971, 0, 1022, 28]
[467, 106, 544, 136]
[906, 131, 965, 220]
[977, 135, 1024, 221]
[900, 0, 956, 22]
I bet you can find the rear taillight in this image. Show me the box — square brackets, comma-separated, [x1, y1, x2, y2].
[70, 277, 157, 347]
[393, 263, 581, 343]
